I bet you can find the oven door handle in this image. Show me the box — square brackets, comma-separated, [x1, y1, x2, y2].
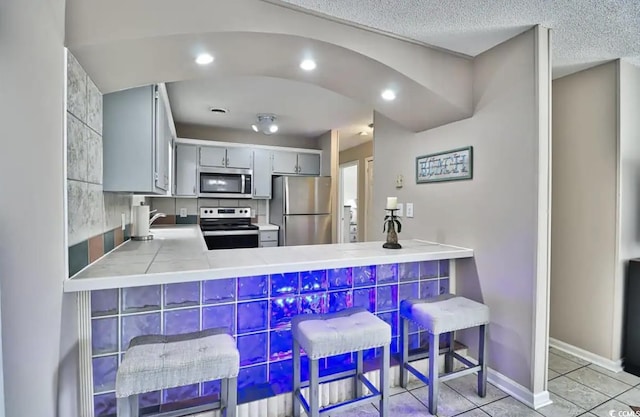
[202, 230, 259, 237]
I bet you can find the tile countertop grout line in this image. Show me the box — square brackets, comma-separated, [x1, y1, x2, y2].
[63, 225, 473, 292]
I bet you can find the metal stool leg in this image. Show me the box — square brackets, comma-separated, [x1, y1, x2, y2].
[355, 350, 363, 398]
[116, 397, 130, 417]
[478, 324, 488, 397]
[293, 338, 301, 417]
[380, 344, 390, 417]
[309, 358, 320, 417]
[226, 376, 237, 417]
[399, 317, 409, 388]
[445, 331, 454, 373]
[428, 332, 439, 415]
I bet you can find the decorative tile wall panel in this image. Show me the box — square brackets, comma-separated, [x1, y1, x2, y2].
[237, 275, 267, 300]
[203, 278, 235, 304]
[89, 259, 454, 413]
[165, 282, 200, 308]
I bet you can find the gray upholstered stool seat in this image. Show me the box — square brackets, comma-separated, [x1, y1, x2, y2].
[292, 307, 391, 417]
[116, 328, 239, 417]
[400, 294, 490, 415]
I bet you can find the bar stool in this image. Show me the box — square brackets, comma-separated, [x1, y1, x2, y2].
[291, 307, 391, 417]
[399, 294, 489, 415]
[115, 328, 239, 417]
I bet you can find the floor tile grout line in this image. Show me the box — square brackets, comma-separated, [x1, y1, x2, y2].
[561, 371, 634, 398]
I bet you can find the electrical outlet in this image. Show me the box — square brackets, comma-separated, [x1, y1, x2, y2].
[121, 213, 126, 230]
[397, 203, 404, 217]
[179, 208, 188, 218]
[406, 203, 414, 218]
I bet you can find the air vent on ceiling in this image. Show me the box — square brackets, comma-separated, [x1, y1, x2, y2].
[209, 107, 229, 114]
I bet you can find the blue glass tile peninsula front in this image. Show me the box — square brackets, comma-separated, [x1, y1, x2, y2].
[88, 260, 451, 417]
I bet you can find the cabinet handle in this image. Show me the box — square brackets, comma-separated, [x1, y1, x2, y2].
[222, 157, 226, 166]
[193, 186, 196, 194]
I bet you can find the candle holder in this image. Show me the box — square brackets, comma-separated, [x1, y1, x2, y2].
[383, 209, 402, 249]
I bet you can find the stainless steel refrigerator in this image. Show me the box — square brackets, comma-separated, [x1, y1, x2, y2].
[270, 176, 332, 246]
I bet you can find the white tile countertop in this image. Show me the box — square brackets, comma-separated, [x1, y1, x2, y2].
[64, 224, 473, 292]
[253, 223, 279, 231]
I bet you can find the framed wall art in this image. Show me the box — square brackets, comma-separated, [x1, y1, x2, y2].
[416, 146, 473, 183]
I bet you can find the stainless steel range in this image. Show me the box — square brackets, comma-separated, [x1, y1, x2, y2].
[199, 207, 259, 250]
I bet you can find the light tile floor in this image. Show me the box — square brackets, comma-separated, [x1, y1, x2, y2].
[334, 347, 640, 417]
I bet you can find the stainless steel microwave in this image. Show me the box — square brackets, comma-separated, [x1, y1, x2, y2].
[198, 168, 252, 199]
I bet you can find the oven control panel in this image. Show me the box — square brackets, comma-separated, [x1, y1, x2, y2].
[200, 207, 252, 219]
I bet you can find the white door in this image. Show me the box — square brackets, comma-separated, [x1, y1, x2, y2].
[364, 157, 374, 241]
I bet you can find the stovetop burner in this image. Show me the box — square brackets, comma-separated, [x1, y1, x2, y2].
[199, 207, 258, 232]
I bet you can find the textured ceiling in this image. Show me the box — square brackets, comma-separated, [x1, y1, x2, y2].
[275, 0, 640, 78]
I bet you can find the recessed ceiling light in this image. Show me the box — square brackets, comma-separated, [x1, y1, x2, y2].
[358, 131, 369, 136]
[195, 53, 214, 65]
[300, 59, 317, 71]
[381, 89, 396, 101]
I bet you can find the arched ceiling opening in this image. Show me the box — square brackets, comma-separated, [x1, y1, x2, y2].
[71, 31, 470, 133]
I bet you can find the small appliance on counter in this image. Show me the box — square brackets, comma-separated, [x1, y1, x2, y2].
[199, 207, 259, 250]
[132, 203, 166, 241]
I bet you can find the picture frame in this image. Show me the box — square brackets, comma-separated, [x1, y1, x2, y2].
[416, 146, 473, 183]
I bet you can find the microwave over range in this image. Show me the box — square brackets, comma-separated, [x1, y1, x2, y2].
[198, 167, 252, 199]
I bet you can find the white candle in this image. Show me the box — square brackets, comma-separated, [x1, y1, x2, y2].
[386, 197, 398, 210]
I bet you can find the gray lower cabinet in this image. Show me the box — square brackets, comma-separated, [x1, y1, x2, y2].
[174, 144, 198, 196]
[103, 84, 170, 194]
[252, 149, 272, 199]
[272, 150, 320, 175]
[259, 230, 279, 247]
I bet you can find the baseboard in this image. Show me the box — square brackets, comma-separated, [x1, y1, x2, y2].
[460, 354, 551, 409]
[549, 337, 623, 372]
[486, 367, 551, 409]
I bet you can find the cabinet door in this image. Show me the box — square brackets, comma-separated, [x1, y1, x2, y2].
[199, 146, 226, 167]
[103, 85, 156, 193]
[226, 147, 253, 169]
[175, 144, 198, 196]
[252, 149, 272, 199]
[297, 153, 321, 175]
[272, 151, 298, 174]
[154, 91, 169, 191]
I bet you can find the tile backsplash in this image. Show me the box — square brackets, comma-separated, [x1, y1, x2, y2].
[149, 198, 268, 223]
[66, 51, 132, 275]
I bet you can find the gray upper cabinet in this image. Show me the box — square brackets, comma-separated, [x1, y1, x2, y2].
[174, 144, 198, 196]
[199, 146, 226, 168]
[297, 153, 321, 175]
[103, 84, 171, 194]
[252, 148, 272, 199]
[200, 146, 252, 169]
[272, 150, 321, 175]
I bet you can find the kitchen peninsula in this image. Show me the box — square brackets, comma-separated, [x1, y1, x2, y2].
[70, 225, 473, 417]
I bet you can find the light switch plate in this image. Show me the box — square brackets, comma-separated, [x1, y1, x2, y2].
[179, 208, 188, 218]
[406, 203, 414, 218]
[397, 203, 404, 217]
[121, 213, 126, 230]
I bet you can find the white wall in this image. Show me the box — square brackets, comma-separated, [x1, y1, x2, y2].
[176, 123, 320, 150]
[342, 164, 358, 204]
[0, 1, 70, 416]
[614, 61, 640, 360]
[372, 28, 547, 392]
[551, 62, 619, 359]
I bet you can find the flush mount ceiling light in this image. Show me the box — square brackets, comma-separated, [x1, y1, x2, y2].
[381, 89, 396, 101]
[358, 131, 369, 136]
[300, 59, 317, 71]
[251, 114, 279, 135]
[195, 53, 214, 65]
